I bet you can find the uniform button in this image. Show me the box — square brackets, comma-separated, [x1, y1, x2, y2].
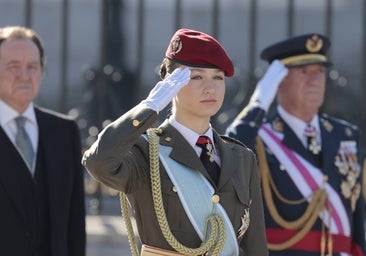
[132, 120, 140, 127]
[172, 186, 177, 192]
[212, 194, 220, 204]
[165, 137, 172, 142]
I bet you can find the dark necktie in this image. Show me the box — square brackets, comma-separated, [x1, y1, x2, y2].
[196, 135, 220, 185]
[303, 124, 322, 167]
[15, 116, 35, 171]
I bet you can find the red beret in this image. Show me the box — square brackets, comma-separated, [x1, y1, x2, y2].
[165, 28, 234, 77]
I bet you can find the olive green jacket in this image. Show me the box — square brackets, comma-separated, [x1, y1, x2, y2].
[82, 104, 268, 256]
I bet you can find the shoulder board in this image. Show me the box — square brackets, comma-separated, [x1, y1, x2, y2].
[220, 135, 248, 148]
[320, 113, 358, 131]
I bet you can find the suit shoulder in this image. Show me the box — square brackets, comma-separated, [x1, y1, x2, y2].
[35, 106, 76, 123]
[220, 135, 249, 148]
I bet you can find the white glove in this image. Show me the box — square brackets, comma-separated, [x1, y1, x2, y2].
[249, 60, 288, 112]
[141, 67, 191, 112]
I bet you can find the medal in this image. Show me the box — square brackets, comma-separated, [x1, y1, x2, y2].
[205, 143, 215, 162]
[335, 140, 361, 211]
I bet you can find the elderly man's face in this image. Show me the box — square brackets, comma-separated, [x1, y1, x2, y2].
[0, 38, 42, 113]
[277, 64, 326, 120]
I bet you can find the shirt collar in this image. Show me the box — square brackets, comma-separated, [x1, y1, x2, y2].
[169, 116, 215, 149]
[278, 105, 320, 139]
[0, 100, 36, 126]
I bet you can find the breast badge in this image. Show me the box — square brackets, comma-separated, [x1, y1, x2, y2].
[237, 202, 251, 239]
[334, 141, 361, 211]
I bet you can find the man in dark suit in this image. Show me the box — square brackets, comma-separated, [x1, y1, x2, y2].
[0, 26, 85, 255]
[226, 33, 366, 255]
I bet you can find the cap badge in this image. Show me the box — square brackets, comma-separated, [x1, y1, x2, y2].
[170, 36, 183, 55]
[306, 35, 323, 53]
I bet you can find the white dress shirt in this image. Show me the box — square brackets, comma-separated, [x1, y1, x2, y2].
[169, 116, 221, 166]
[278, 105, 321, 148]
[0, 99, 38, 174]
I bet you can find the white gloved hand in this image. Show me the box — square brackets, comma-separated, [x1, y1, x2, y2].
[249, 60, 288, 112]
[141, 67, 191, 112]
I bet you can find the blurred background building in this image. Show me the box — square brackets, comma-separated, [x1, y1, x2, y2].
[1, 0, 366, 213]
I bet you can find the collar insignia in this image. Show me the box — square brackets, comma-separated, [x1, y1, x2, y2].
[272, 118, 284, 132]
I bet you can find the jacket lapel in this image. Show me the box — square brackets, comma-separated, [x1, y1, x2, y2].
[213, 131, 237, 189]
[319, 116, 337, 169]
[157, 120, 213, 182]
[35, 108, 62, 245]
[156, 121, 242, 188]
[0, 126, 29, 221]
[272, 114, 316, 165]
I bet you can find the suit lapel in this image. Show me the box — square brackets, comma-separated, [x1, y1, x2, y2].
[0, 126, 29, 221]
[35, 108, 62, 242]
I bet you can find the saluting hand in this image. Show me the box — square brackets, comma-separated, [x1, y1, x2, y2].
[249, 60, 288, 112]
[142, 67, 191, 112]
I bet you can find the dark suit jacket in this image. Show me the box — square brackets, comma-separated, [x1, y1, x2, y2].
[0, 106, 86, 256]
[83, 104, 268, 256]
[226, 107, 366, 256]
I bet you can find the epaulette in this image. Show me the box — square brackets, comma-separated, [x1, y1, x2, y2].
[220, 135, 248, 148]
[321, 113, 358, 129]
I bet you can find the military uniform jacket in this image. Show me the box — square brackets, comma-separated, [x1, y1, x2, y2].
[226, 107, 366, 256]
[83, 104, 268, 256]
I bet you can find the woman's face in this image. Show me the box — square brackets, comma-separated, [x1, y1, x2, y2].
[173, 67, 225, 124]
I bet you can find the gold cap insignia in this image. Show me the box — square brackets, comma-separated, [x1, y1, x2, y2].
[170, 36, 182, 55]
[306, 35, 323, 53]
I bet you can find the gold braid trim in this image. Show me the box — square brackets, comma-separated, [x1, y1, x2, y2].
[120, 128, 227, 256]
[120, 192, 140, 256]
[255, 137, 327, 251]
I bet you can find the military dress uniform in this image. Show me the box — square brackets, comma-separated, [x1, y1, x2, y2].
[83, 28, 268, 256]
[83, 104, 267, 255]
[227, 107, 365, 256]
[226, 33, 366, 256]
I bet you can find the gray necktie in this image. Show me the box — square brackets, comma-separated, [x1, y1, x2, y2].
[15, 116, 35, 170]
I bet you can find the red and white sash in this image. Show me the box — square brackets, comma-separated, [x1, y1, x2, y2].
[259, 124, 350, 236]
